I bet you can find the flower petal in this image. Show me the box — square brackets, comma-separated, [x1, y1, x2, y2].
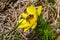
[37, 6, 42, 16]
[27, 5, 36, 15]
[18, 19, 30, 28]
[18, 19, 24, 23]
[23, 26, 31, 32]
[21, 13, 28, 18]
[31, 23, 37, 29]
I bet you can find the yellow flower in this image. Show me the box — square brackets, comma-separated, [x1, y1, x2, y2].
[18, 5, 42, 32]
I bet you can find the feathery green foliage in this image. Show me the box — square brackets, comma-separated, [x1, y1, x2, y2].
[35, 14, 56, 40]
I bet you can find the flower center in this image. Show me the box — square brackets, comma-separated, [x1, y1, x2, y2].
[26, 14, 34, 23]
